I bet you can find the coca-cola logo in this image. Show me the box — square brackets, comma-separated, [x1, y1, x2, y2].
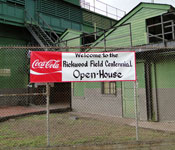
[30, 51, 62, 82]
[32, 59, 60, 69]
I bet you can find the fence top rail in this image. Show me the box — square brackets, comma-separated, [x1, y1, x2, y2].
[0, 46, 175, 50]
[0, 93, 46, 97]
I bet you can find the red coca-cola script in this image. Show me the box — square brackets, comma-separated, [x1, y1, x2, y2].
[30, 51, 62, 83]
[32, 59, 60, 69]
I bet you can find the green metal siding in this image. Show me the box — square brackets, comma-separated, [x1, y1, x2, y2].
[136, 62, 145, 88]
[122, 62, 145, 118]
[116, 3, 171, 27]
[0, 0, 116, 34]
[0, 49, 28, 89]
[0, 24, 28, 89]
[122, 82, 135, 118]
[0, 50, 27, 90]
[37, 0, 82, 32]
[84, 4, 172, 112]
[85, 82, 101, 88]
[60, 29, 82, 52]
[90, 24, 131, 52]
[25, 0, 35, 19]
[63, 0, 80, 6]
[0, 1, 24, 25]
[38, 0, 82, 23]
[37, 0, 116, 33]
[7, 0, 25, 5]
[85, 82, 120, 89]
[105, 24, 131, 47]
[92, 3, 170, 48]
[82, 24, 95, 33]
[125, 8, 168, 46]
[0, 36, 28, 89]
[154, 58, 175, 88]
[82, 10, 117, 30]
[73, 82, 85, 97]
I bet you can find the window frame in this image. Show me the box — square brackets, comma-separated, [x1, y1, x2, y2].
[102, 81, 117, 95]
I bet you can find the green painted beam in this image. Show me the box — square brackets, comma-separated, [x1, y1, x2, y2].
[63, 0, 80, 6]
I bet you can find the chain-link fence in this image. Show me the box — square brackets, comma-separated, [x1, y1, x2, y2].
[1, 46, 175, 149]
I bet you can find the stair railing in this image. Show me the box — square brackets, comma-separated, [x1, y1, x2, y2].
[38, 13, 60, 44]
[24, 10, 31, 24]
[25, 10, 60, 45]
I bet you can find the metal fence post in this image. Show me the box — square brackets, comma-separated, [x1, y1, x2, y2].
[104, 30, 107, 51]
[46, 83, 50, 147]
[134, 81, 139, 141]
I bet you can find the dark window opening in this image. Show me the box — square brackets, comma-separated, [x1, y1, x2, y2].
[146, 12, 175, 44]
[146, 16, 162, 43]
[81, 33, 99, 51]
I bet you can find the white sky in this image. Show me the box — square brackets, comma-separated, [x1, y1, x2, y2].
[100, 0, 175, 13]
[82, 0, 175, 19]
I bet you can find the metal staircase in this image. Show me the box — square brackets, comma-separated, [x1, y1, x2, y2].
[25, 11, 59, 47]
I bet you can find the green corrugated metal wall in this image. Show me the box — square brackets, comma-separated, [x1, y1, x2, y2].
[0, 0, 116, 33]
[136, 62, 145, 89]
[126, 8, 168, 46]
[122, 81, 135, 118]
[0, 0, 25, 26]
[0, 0, 116, 91]
[150, 54, 175, 121]
[0, 50, 28, 89]
[74, 3, 171, 119]
[73, 82, 85, 97]
[90, 24, 131, 51]
[92, 7, 169, 50]
[150, 55, 175, 89]
[0, 24, 28, 89]
[74, 4, 171, 94]
[82, 10, 116, 31]
[122, 62, 145, 118]
[60, 29, 82, 52]
[7, 0, 25, 5]
[38, 0, 82, 23]
[153, 57, 175, 88]
[63, 0, 80, 6]
[37, 0, 116, 33]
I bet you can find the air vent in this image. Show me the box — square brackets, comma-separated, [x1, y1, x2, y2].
[39, 0, 82, 23]
[7, 0, 25, 6]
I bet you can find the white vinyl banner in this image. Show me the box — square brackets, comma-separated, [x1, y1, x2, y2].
[62, 52, 136, 82]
